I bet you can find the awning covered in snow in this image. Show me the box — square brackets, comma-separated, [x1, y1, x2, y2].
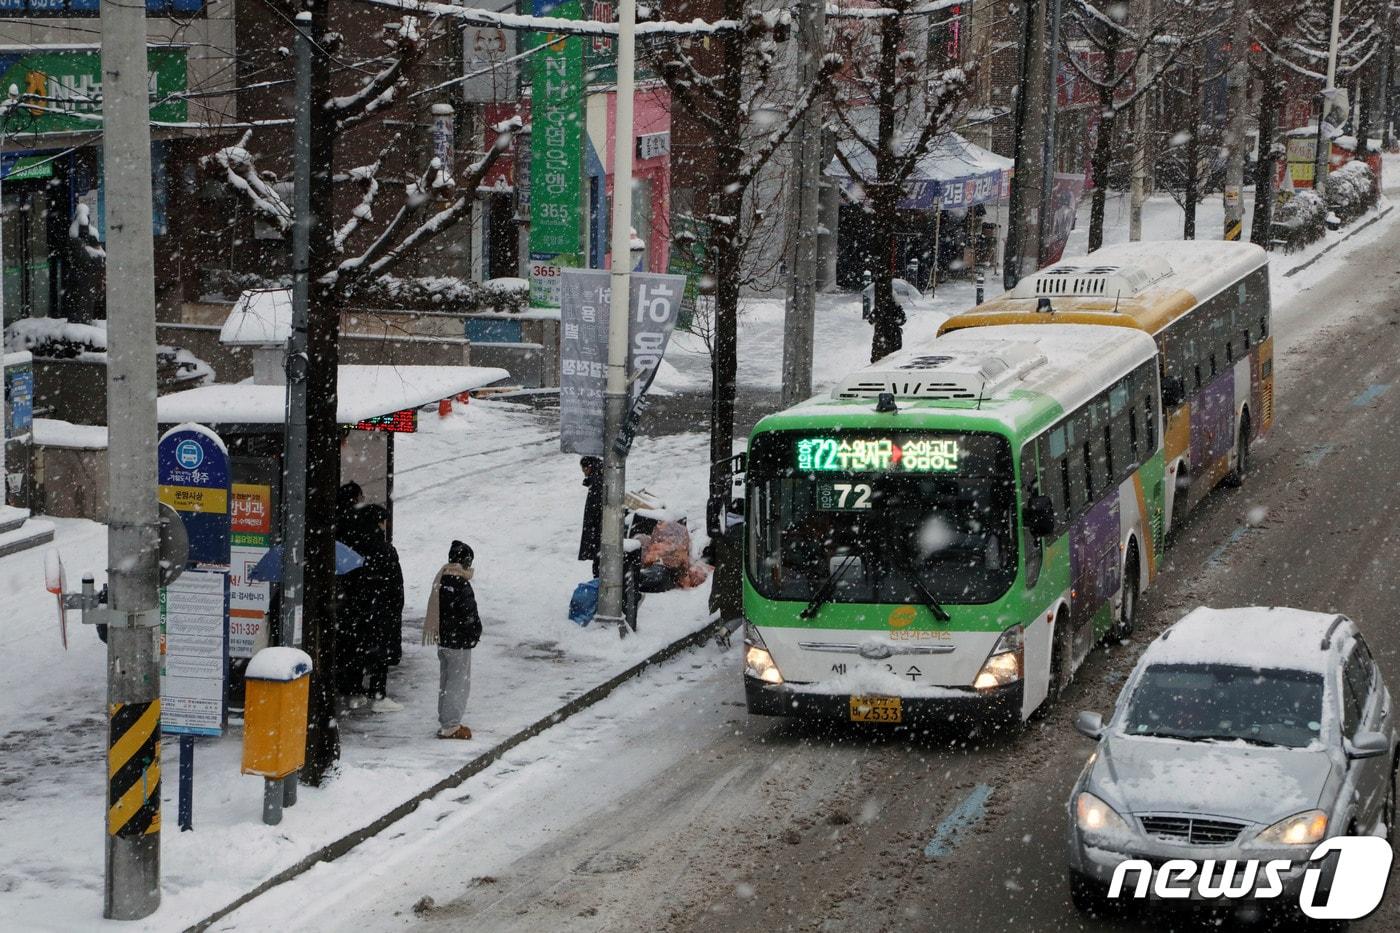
[157, 364, 509, 428]
[827, 132, 1013, 211]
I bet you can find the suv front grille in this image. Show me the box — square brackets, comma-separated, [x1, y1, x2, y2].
[1138, 815, 1246, 846]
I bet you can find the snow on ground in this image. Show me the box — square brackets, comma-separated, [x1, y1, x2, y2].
[0, 400, 713, 931]
[654, 287, 968, 396]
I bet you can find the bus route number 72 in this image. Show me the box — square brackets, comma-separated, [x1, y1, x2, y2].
[833, 483, 873, 509]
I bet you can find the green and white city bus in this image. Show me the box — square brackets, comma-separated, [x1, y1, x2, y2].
[743, 323, 1165, 724]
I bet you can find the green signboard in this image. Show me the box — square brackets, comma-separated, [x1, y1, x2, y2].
[529, 0, 585, 283]
[0, 48, 187, 135]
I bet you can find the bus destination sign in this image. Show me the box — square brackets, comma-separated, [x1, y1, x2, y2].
[796, 436, 960, 473]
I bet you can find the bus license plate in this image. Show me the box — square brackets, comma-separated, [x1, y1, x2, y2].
[849, 695, 902, 723]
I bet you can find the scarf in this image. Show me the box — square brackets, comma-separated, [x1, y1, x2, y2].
[423, 563, 474, 645]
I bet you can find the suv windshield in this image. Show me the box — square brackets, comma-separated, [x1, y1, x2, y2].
[746, 430, 1017, 606]
[1123, 664, 1325, 749]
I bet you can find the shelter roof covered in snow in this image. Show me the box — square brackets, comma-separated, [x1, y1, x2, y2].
[157, 364, 509, 426]
[826, 132, 1013, 210]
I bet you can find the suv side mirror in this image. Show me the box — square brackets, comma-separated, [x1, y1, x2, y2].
[1075, 710, 1105, 741]
[1346, 731, 1390, 760]
[1161, 376, 1187, 409]
[1023, 495, 1056, 539]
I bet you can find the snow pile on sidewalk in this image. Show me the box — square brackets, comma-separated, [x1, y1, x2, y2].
[0, 399, 716, 931]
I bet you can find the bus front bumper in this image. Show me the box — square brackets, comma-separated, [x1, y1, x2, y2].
[744, 675, 1023, 726]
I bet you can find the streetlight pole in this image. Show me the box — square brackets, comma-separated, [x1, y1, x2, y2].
[596, 0, 636, 631]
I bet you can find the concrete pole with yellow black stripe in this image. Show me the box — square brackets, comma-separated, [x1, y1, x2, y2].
[1222, 0, 1249, 243]
[101, 0, 164, 918]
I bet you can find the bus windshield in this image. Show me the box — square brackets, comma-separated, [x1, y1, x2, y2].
[747, 431, 1018, 606]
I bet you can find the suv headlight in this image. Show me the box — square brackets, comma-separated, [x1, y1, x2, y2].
[1076, 792, 1130, 836]
[973, 625, 1023, 689]
[744, 623, 783, 685]
[1257, 810, 1328, 846]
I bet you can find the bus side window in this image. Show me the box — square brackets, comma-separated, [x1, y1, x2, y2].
[1260, 315, 1268, 339]
[1193, 363, 1202, 390]
[1042, 428, 1069, 528]
[1226, 341, 1233, 364]
[1128, 405, 1139, 459]
[1209, 353, 1217, 378]
[1065, 419, 1089, 516]
[1242, 328, 1251, 350]
[1022, 445, 1043, 588]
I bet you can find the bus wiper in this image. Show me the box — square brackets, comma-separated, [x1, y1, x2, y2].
[800, 554, 857, 620]
[894, 561, 951, 622]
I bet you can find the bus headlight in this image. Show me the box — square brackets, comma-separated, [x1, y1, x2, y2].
[973, 625, 1023, 690]
[744, 623, 784, 685]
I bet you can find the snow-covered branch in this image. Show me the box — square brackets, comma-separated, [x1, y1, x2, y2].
[328, 117, 522, 289]
[355, 0, 741, 39]
[201, 130, 294, 234]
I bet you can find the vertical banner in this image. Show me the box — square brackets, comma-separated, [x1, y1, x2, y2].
[228, 483, 273, 659]
[529, 0, 585, 307]
[558, 269, 686, 456]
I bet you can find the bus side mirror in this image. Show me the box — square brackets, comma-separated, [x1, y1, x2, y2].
[1162, 376, 1186, 409]
[1023, 495, 1056, 538]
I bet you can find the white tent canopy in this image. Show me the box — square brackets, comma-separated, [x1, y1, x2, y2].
[827, 132, 1013, 211]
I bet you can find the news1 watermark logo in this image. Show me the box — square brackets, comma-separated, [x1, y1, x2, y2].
[1107, 836, 1393, 920]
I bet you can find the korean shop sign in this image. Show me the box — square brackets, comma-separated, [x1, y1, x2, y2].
[0, 47, 188, 135]
[528, 0, 584, 257]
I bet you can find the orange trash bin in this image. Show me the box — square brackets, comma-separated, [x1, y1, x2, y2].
[241, 647, 313, 780]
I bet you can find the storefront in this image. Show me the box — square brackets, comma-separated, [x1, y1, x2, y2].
[0, 45, 185, 329]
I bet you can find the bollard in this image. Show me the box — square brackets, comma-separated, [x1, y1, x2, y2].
[976, 271, 985, 306]
[262, 778, 283, 826]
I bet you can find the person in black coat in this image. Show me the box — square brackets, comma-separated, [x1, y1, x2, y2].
[356, 505, 405, 711]
[578, 456, 604, 578]
[424, 540, 482, 739]
[334, 484, 370, 706]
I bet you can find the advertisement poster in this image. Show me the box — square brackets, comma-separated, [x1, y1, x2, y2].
[228, 483, 272, 658]
[160, 569, 228, 736]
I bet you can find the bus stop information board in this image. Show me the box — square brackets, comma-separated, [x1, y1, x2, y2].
[160, 569, 228, 736]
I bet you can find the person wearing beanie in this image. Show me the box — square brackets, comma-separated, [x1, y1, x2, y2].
[423, 540, 481, 739]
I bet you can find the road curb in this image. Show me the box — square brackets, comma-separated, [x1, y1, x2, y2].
[186, 613, 735, 932]
[1283, 203, 1395, 277]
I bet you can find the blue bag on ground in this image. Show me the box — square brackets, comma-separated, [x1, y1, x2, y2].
[569, 579, 599, 626]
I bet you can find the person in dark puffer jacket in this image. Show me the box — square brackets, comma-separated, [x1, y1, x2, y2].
[423, 540, 481, 739]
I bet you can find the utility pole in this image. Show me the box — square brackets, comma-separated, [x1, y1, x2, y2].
[1222, 0, 1248, 241]
[596, 0, 636, 631]
[100, 0, 163, 918]
[1313, 0, 1344, 198]
[1035, 0, 1062, 264]
[1004, 0, 1046, 288]
[780, 0, 826, 407]
[282, 12, 313, 655]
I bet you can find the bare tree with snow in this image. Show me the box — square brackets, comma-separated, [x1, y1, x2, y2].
[827, 1, 975, 362]
[1060, 0, 1208, 252]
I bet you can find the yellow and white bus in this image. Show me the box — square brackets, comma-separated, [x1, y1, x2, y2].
[940, 241, 1271, 534]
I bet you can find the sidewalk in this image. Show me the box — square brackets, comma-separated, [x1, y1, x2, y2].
[0, 400, 716, 931]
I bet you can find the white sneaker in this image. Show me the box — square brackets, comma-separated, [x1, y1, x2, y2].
[372, 695, 404, 712]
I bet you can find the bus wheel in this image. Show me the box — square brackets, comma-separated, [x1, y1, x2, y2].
[1225, 415, 1251, 487]
[1111, 547, 1139, 641]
